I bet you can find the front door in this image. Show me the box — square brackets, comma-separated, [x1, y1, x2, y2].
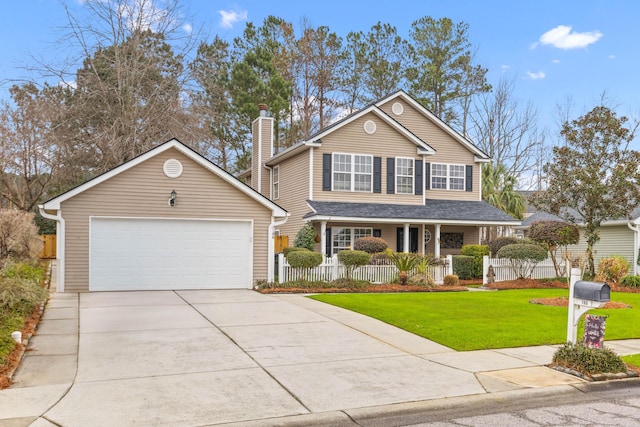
[396, 227, 419, 253]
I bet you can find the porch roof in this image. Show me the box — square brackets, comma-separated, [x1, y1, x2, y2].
[304, 200, 521, 226]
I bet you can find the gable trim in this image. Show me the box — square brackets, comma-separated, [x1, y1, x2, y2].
[41, 139, 288, 217]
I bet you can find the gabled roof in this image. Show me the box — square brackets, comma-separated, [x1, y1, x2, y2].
[378, 90, 490, 162]
[266, 99, 437, 166]
[303, 200, 519, 226]
[40, 139, 288, 217]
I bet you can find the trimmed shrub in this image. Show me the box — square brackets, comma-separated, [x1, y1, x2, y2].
[293, 223, 317, 250]
[452, 255, 475, 280]
[595, 256, 630, 284]
[488, 236, 521, 257]
[286, 251, 323, 269]
[553, 342, 626, 375]
[443, 274, 460, 286]
[496, 243, 548, 279]
[369, 252, 390, 265]
[338, 250, 371, 280]
[283, 247, 310, 257]
[620, 275, 640, 288]
[354, 237, 388, 254]
[461, 244, 489, 278]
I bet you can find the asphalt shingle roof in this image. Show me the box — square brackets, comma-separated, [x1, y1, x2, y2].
[304, 199, 519, 223]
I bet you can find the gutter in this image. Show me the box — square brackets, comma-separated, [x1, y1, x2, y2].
[38, 206, 65, 292]
[629, 221, 639, 275]
[267, 215, 289, 283]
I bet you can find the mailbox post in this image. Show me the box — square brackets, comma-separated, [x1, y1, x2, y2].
[567, 268, 611, 343]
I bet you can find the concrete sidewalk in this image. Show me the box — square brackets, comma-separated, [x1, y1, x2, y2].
[2, 287, 640, 426]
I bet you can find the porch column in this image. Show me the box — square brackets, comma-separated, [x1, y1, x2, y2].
[434, 224, 441, 258]
[320, 221, 327, 256]
[403, 223, 410, 253]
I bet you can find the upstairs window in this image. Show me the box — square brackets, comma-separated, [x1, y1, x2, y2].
[272, 165, 280, 199]
[396, 157, 414, 194]
[431, 163, 466, 191]
[332, 153, 372, 192]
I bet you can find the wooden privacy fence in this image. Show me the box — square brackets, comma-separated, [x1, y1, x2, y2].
[274, 235, 289, 253]
[482, 256, 558, 284]
[278, 253, 453, 284]
[40, 235, 56, 259]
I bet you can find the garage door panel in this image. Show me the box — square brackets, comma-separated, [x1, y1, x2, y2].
[90, 218, 252, 291]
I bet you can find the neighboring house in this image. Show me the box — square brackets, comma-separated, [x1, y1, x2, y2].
[39, 140, 288, 292]
[242, 90, 520, 258]
[516, 195, 640, 275]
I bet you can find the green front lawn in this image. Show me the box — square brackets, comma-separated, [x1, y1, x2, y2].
[309, 290, 640, 351]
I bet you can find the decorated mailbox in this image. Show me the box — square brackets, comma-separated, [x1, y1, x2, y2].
[567, 270, 610, 344]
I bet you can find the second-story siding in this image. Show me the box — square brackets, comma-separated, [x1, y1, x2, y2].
[273, 149, 312, 242]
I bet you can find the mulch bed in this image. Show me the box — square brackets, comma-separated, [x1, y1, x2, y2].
[483, 278, 568, 290]
[259, 283, 469, 293]
[530, 296, 631, 309]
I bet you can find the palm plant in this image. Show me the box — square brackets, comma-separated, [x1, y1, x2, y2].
[388, 251, 420, 285]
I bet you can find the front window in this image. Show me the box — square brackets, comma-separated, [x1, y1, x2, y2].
[332, 153, 372, 192]
[332, 227, 373, 254]
[396, 157, 414, 194]
[431, 163, 466, 191]
[272, 166, 280, 199]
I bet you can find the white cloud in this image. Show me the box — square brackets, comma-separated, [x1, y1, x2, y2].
[219, 9, 248, 29]
[526, 70, 546, 80]
[183, 23, 193, 34]
[609, 54, 616, 59]
[551, 59, 561, 64]
[501, 64, 510, 72]
[537, 25, 602, 49]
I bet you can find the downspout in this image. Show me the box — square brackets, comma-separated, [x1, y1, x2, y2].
[268, 214, 289, 283]
[38, 206, 65, 292]
[629, 221, 639, 276]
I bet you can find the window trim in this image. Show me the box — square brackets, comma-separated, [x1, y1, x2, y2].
[272, 165, 280, 200]
[331, 152, 373, 193]
[395, 157, 414, 195]
[331, 227, 373, 254]
[431, 162, 466, 191]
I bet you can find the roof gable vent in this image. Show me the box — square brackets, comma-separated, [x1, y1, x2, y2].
[364, 120, 377, 135]
[163, 159, 183, 178]
[392, 102, 404, 116]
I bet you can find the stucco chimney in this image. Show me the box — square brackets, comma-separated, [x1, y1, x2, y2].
[251, 104, 274, 197]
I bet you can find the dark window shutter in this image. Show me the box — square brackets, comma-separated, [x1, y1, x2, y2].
[373, 229, 382, 238]
[373, 157, 382, 193]
[322, 153, 332, 191]
[414, 160, 423, 195]
[425, 163, 431, 190]
[387, 158, 395, 194]
[325, 228, 332, 255]
[465, 165, 473, 192]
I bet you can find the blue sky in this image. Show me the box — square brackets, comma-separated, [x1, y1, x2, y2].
[1, 0, 637, 145]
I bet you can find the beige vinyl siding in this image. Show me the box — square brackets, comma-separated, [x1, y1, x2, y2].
[379, 98, 481, 201]
[312, 113, 424, 205]
[568, 225, 635, 269]
[61, 148, 272, 292]
[273, 150, 312, 244]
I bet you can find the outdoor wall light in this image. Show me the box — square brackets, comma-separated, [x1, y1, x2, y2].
[169, 190, 177, 207]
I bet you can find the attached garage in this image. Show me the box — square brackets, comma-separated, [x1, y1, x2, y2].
[89, 217, 253, 291]
[39, 139, 288, 292]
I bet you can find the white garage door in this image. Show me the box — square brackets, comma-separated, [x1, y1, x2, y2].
[89, 217, 252, 291]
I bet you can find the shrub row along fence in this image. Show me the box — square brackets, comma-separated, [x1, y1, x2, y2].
[482, 256, 559, 284]
[278, 253, 453, 284]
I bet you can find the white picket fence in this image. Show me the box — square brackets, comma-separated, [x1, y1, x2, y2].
[278, 253, 453, 284]
[482, 256, 560, 284]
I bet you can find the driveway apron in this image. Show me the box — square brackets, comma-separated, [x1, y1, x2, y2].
[2, 289, 588, 426]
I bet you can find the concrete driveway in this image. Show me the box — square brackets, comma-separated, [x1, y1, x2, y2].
[2, 289, 593, 426]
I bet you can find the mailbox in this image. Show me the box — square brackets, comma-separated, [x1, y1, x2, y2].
[574, 281, 610, 303]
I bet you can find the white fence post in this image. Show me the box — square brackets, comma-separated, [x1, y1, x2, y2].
[278, 253, 284, 283]
[332, 254, 339, 281]
[482, 255, 489, 285]
[446, 255, 453, 277]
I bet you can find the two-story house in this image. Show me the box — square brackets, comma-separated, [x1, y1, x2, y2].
[242, 90, 519, 258]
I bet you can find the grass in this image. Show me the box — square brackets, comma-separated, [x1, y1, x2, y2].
[621, 354, 640, 368]
[309, 290, 640, 351]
